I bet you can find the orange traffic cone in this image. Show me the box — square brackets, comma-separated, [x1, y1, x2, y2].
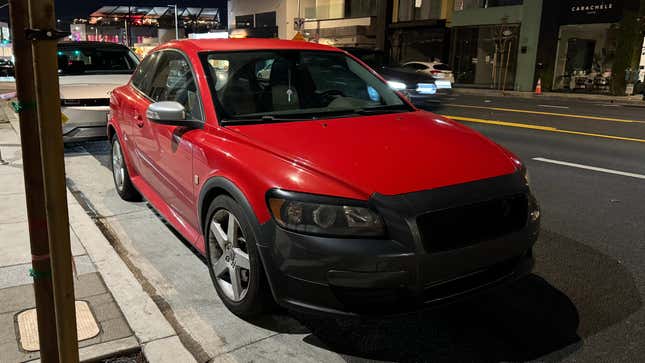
[535, 78, 542, 95]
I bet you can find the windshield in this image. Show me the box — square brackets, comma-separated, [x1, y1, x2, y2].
[201, 50, 410, 122]
[57, 44, 140, 76]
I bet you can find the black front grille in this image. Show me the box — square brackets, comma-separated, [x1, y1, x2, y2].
[61, 98, 110, 107]
[417, 194, 528, 252]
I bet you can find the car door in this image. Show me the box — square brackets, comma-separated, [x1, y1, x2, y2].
[131, 50, 204, 233]
[123, 52, 159, 166]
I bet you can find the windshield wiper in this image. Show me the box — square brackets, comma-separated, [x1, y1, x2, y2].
[221, 115, 314, 125]
[354, 104, 411, 115]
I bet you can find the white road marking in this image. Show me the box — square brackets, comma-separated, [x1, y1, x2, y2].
[538, 104, 569, 109]
[484, 99, 492, 103]
[600, 104, 621, 107]
[533, 157, 645, 180]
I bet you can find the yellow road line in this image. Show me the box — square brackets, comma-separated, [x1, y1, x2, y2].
[444, 115, 645, 144]
[443, 104, 645, 124]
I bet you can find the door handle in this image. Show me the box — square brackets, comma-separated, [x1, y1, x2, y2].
[134, 113, 144, 128]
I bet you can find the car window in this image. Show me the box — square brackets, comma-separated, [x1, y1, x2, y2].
[131, 52, 159, 96]
[403, 63, 428, 70]
[202, 50, 407, 121]
[433, 63, 451, 71]
[148, 51, 203, 121]
[57, 44, 139, 75]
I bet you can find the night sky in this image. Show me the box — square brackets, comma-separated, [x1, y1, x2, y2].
[1, 1, 227, 22]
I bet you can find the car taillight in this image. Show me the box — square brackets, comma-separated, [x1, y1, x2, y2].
[431, 70, 442, 75]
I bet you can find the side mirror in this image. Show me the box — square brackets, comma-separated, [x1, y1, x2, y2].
[146, 101, 186, 125]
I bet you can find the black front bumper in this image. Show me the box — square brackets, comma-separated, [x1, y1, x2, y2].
[257, 171, 539, 316]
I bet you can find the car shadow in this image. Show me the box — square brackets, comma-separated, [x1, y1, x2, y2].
[293, 229, 642, 362]
[295, 274, 579, 362]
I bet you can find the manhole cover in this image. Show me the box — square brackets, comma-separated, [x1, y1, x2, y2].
[16, 300, 100, 352]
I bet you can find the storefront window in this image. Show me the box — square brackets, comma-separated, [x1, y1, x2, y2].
[552, 23, 618, 93]
[303, 0, 375, 20]
[450, 24, 520, 89]
[454, 0, 523, 11]
[398, 0, 442, 22]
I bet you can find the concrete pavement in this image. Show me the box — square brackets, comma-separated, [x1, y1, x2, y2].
[0, 103, 196, 363]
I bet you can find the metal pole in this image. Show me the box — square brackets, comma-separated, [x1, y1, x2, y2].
[124, 18, 129, 46]
[175, 4, 179, 39]
[8, 0, 60, 361]
[28, 0, 80, 361]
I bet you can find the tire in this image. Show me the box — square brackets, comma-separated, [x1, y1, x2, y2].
[205, 195, 272, 317]
[111, 134, 141, 202]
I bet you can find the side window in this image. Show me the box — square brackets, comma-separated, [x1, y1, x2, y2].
[404, 63, 427, 70]
[131, 52, 159, 96]
[148, 51, 203, 121]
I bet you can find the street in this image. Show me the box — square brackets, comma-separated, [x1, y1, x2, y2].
[55, 93, 645, 362]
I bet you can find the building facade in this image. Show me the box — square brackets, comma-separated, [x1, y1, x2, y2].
[448, 0, 542, 91]
[537, 0, 644, 94]
[388, 0, 453, 64]
[228, 0, 383, 47]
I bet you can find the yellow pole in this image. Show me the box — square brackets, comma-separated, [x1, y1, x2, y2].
[28, 0, 80, 361]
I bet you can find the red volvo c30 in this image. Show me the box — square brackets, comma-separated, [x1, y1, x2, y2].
[108, 39, 540, 317]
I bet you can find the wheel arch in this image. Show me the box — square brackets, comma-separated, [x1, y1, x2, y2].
[107, 124, 117, 141]
[199, 177, 280, 302]
[198, 176, 260, 237]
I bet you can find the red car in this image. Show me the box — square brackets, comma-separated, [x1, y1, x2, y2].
[108, 39, 540, 317]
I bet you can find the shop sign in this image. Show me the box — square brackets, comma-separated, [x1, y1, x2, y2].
[570, 2, 614, 14]
[564, 0, 623, 24]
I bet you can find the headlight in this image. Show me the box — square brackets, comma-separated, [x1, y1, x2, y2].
[387, 81, 407, 91]
[267, 191, 385, 237]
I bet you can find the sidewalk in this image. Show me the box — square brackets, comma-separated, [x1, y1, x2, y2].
[0, 104, 196, 362]
[452, 87, 645, 105]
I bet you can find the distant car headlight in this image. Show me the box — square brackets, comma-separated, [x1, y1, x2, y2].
[267, 190, 385, 237]
[387, 81, 407, 91]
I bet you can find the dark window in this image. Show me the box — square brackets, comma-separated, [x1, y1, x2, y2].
[345, 0, 378, 18]
[454, 0, 522, 11]
[148, 51, 203, 120]
[399, 0, 442, 22]
[235, 15, 254, 29]
[131, 52, 159, 96]
[57, 44, 139, 76]
[403, 63, 428, 70]
[433, 63, 451, 71]
[255, 11, 276, 28]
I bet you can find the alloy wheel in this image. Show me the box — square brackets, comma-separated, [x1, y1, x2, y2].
[209, 209, 251, 302]
[112, 140, 125, 192]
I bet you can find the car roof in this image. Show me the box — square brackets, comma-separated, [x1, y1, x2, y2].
[159, 38, 344, 54]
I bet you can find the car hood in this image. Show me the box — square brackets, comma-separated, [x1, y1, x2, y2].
[59, 74, 131, 100]
[228, 111, 517, 197]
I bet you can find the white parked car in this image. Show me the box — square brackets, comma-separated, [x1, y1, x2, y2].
[58, 41, 139, 142]
[402, 61, 455, 85]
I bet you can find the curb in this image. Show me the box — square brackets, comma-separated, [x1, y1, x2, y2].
[1, 101, 197, 363]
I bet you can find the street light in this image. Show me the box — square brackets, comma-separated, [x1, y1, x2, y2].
[168, 4, 178, 39]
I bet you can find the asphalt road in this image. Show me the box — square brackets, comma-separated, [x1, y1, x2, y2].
[64, 93, 645, 362]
